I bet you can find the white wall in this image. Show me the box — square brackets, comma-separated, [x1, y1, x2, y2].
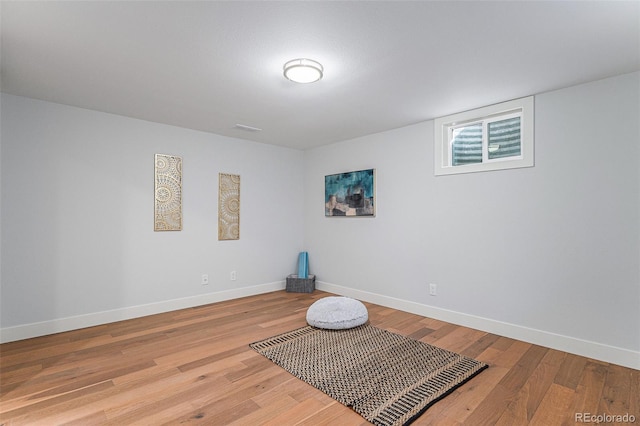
[2, 73, 638, 368]
[304, 72, 640, 368]
[1, 94, 304, 337]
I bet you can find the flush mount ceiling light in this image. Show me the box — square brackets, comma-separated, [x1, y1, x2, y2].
[283, 58, 323, 83]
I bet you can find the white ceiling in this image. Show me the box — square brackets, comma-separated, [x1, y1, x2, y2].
[1, 1, 638, 150]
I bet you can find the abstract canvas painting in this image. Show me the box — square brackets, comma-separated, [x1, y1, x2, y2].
[325, 169, 375, 217]
[154, 154, 182, 231]
[219, 173, 240, 240]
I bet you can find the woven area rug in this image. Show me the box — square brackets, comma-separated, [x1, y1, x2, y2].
[250, 324, 488, 426]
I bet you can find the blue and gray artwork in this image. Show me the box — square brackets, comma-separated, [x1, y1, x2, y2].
[325, 169, 375, 217]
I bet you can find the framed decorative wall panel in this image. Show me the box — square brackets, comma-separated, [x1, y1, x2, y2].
[325, 169, 375, 217]
[154, 154, 182, 231]
[219, 173, 240, 240]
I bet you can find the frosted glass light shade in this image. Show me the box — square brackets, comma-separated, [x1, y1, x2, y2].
[283, 58, 323, 83]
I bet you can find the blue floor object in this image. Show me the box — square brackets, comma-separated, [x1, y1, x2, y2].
[297, 251, 309, 279]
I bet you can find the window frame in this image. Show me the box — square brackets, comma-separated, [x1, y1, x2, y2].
[434, 96, 534, 176]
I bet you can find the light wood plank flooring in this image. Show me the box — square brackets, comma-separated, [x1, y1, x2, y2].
[1, 290, 637, 425]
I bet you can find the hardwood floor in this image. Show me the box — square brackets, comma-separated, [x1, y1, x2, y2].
[1, 290, 637, 425]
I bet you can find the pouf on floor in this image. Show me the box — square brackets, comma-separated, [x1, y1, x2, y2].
[306, 296, 368, 330]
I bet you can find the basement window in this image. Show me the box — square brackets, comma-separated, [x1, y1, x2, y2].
[434, 96, 534, 176]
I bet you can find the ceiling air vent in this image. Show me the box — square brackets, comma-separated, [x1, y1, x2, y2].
[234, 124, 262, 132]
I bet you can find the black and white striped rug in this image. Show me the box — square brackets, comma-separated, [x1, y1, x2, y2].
[250, 324, 488, 426]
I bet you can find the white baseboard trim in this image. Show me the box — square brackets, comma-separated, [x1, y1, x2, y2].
[0, 281, 286, 344]
[317, 281, 640, 370]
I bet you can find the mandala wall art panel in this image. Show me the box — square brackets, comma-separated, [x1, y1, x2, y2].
[219, 173, 240, 240]
[154, 154, 183, 231]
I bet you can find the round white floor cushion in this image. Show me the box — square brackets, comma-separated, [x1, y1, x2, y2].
[306, 296, 368, 330]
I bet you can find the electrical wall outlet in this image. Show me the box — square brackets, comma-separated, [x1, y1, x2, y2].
[429, 283, 437, 296]
[201, 274, 209, 286]
[230, 271, 237, 281]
